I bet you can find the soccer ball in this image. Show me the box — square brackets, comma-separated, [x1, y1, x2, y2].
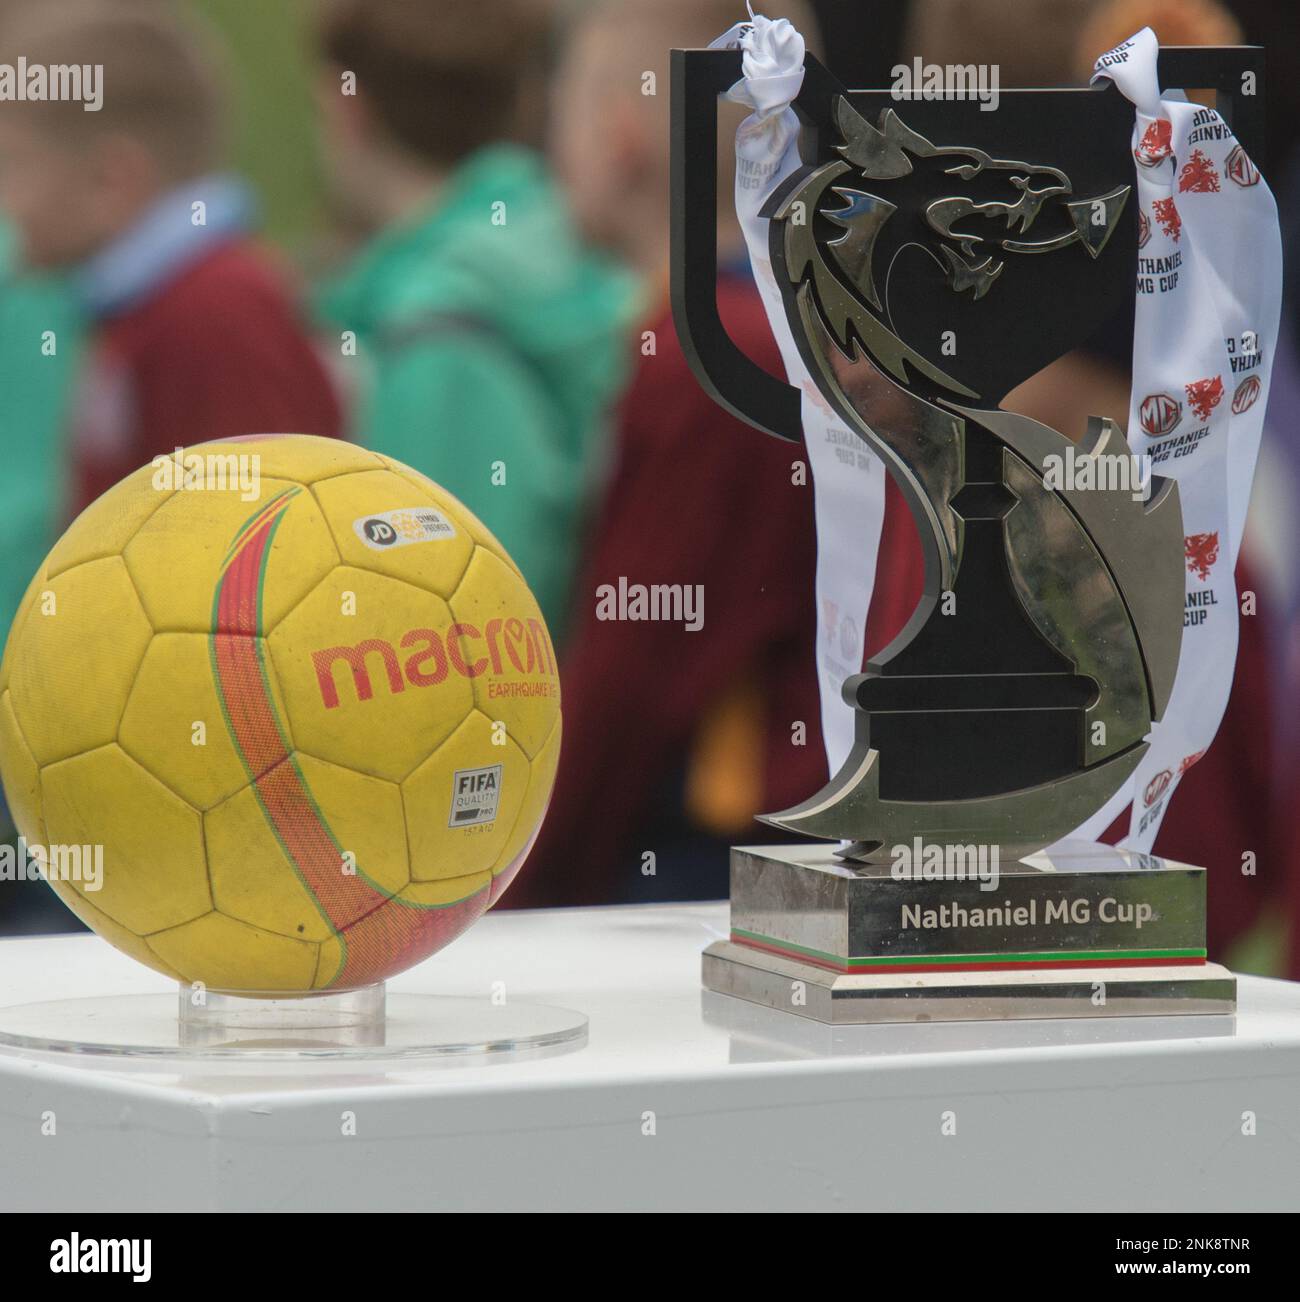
[0, 436, 560, 993]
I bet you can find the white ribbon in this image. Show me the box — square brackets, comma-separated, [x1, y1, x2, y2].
[1069, 27, 1281, 850]
[710, 15, 885, 773]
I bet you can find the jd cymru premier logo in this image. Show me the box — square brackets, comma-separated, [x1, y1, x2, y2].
[354, 509, 456, 550]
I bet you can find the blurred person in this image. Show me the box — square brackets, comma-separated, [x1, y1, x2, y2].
[906, 0, 1102, 91]
[0, 0, 342, 937]
[0, 219, 83, 935]
[0, 0, 79, 641]
[314, 0, 636, 640]
[509, 0, 926, 907]
[0, 0, 342, 518]
[0, 219, 78, 643]
[1076, 0, 1242, 74]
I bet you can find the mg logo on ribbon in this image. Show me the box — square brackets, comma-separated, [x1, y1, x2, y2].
[1140, 393, 1181, 437]
[1231, 375, 1261, 413]
[1225, 144, 1260, 188]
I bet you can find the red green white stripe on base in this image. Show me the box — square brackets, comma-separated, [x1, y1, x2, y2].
[731, 928, 1207, 975]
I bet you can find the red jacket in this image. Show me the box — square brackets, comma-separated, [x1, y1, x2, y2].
[69, 239, 341, 514]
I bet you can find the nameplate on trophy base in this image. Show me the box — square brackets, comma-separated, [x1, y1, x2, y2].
[702, 843, 1236, 1024]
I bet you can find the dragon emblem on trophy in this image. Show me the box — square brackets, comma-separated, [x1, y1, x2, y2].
[755, 94, 1185, 860]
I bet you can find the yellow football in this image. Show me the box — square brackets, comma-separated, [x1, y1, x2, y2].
[0, 435, 560, 993]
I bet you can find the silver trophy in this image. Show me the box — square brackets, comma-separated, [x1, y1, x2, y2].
[670, 44, 1261, 1022]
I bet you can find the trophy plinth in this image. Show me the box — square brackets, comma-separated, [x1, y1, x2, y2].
[703, 843, 1235, 1023]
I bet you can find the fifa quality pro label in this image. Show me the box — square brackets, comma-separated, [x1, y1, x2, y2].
[449, 765, 503, 828]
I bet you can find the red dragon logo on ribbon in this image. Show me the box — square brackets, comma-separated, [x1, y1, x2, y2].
[1152, 197, 1181, 241]
[1185, 375, 1224, 422]
[1178, 148, 1221, 193]
[1135, 119, 1173, 167]
[1184, 531, 1220, 581]
[822, 597, 840, 642]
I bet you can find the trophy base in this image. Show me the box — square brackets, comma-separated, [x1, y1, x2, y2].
[705, 842, 1236, 1024]
[703, 942, 1235, 1024]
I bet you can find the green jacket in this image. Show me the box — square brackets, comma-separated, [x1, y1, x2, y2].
[0, 224, 80, 641]
[319, 146, 637, 638]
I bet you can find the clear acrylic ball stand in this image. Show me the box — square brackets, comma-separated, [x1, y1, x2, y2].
[0, 982, 588, 1062]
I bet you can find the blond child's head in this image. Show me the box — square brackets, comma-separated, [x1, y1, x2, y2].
[550, 0, 818, 265]
[0, 0, 226, 268]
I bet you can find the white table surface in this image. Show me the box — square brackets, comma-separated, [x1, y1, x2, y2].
[1, 902, 1297, 1212]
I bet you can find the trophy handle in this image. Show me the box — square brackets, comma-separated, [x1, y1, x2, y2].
[1158, 46, 1267, 164]
[670, 48, 803, 442]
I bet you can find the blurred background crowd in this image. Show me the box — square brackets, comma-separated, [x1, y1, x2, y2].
[0, 0, 1296, 978]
